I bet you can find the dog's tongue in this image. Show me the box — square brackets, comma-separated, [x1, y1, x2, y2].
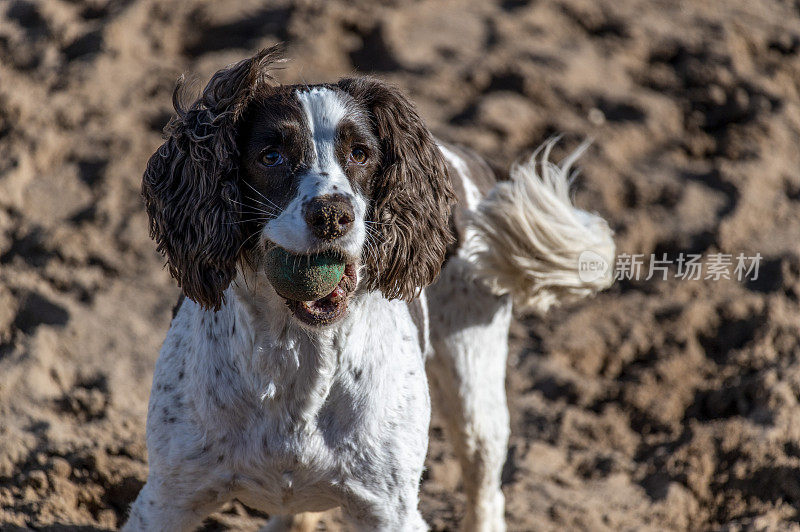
[327, 284, 347, 303]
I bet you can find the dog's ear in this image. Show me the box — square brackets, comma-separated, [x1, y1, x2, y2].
[143, 46, 280, 310]
[337, 77, 456, 300]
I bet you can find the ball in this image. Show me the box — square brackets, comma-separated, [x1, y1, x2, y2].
[264, 247, 346, 301]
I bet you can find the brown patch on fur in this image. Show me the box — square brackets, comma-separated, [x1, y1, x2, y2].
[338, 77, 456, 301]
[237, 89, 312, 213]
[141, 46, 282, 310]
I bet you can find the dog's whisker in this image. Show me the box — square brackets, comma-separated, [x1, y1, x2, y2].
[242, 197, 281, 214]
[234, 209, 279, 217]
[230, 196, 279, 212]
[243, 180, 282, 211]
[363, 232, 382, 282]
[235, 229, 263, 257]
[240, 205, 279, 218]
[364, 225, 383, 240]
[234, 211, 278, 220]
[229, 199, 277, 216]
[225, 217, 272, 225]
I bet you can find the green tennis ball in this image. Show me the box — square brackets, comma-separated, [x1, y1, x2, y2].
[265, 248, 346, 301]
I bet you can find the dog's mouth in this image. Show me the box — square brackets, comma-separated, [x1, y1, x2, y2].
[283, 263, 358, 326]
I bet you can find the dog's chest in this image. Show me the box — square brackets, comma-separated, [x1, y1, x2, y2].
[229, 425, 343, 513]
[223, 379, 379, 513]
[209, 353, 376, 512]
[160, 295, 429, 513]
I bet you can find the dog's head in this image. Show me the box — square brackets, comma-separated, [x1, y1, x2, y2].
[143, 47, 455, 326]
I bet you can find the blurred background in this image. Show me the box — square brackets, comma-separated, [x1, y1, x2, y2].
[1, 0, 799, 530]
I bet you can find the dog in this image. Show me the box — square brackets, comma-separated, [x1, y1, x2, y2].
[123, 46, 615, 531]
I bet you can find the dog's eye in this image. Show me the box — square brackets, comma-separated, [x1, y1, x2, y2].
[260, 150, 284, 167]
[349, 147, 368, 165]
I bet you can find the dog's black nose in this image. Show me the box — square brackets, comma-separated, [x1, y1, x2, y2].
[303, 194, 355, 240]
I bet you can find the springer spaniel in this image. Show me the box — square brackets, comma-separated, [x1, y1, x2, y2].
[123, 47, 615, 532]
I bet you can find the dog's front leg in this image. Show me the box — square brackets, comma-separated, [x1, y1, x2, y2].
[123, 475, 227, 532]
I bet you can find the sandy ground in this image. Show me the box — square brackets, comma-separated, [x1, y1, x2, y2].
[1, 0, 800, 530]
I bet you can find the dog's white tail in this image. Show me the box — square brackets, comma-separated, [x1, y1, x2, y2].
[465, 139, 615, 314]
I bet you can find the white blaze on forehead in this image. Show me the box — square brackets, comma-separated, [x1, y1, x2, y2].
[296, 88, 348, 173]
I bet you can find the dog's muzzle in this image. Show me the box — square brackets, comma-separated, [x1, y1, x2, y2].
[303, 194, 355, 241]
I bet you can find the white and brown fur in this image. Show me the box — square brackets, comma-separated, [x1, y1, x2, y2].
[124, 47, 615, 532]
